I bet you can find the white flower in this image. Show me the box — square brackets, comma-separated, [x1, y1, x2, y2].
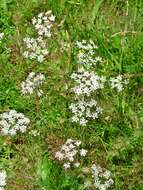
[80, 149, 88, 156]
[21, 72, 45, 96]
[37, 89, 44, 97]
[74, 140, 81, 146]
[63, 162, 70, 169]
[23, 37, 49, 63]
[91, 164, 114, 190]
[66, 138, 74, 144]
[42, 49, 49, 55]
[55, 139, 87, 169]
[55, 151, 64, 161]
[49, 15, 56, 22]
[71, 69, 106, 97]
[69, 99, 103, 126]
[0, 32, 4, 43]
[79, 118, 87, 126]
[74, 162, 80, 168]
[0, 110, 30, 136]
[0, 171, 7, 189]
[68, 155, 74, 162]
[37, 54, 44, 63]
[32, 11, 55, 38]
[102, 170, 111, 179]
[75, 40, 102, 67]
[9, 128, 17, 136]
[110, 75, 128, 92]
[0, 32, 4, 39]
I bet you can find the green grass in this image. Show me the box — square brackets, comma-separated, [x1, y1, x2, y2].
[0, 0, 143, 189]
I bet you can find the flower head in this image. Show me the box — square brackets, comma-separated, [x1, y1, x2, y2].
[21, 72, 45, 96]
[0, 110, 30, 136]
[32, 11, 55, 37]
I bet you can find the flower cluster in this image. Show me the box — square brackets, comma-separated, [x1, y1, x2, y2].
[76, 40, 102, 67]
[29, 129, 40, 137]
[21, 72, 45, 96]
[110, 75, 129, 92]
[0, 171, 7, 190]
[0, 110, 30, 136]
[23, 37, 49, 63]
[71, 69, 106, 97]
[0, 33, 4, 43]
[69, 99, 103, 126]
[23, 10, 55, 63]
[83, 164, 114, 190]
[91, 164, 114, 190]
[70, 66, 104, 126]
[32, 10, 55, 37]
[55, 139, 88, 169]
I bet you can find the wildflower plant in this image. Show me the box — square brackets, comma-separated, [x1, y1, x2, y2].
[55, 139, 88, 169]
[76, 40, 102, 68]
[21, 72, 45, 97]
[23, 37, 49, 63]
[83, 164, 114, 190]
[0, 110, 30, 136]
[110, 75, 129, 92]
[91, 164, 114, 190]
[69, 99, 103, 126]
[69, 66, 105, 125]
[23, 10, 56, 63]
[32, 10, 55, 37]
[0, 1, 141, 189]
[71, 69, 106, 97]
[69, 39, 129, 126]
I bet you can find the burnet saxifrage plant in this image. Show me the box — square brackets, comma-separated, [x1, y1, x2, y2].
[21, 72, 45, 97]
[55, 138, 114, 189]
[0, 10, 56, 190]
[22, 11, 56, 97]
[55, 139, 88, 169]
[0, 7, 130, 190]
[0, 110, 30, 136]
[82, 163, 114, 190]
[23, 10, 55, 63]
[69, 40, 129, 126]
[76, 40, 103, 68]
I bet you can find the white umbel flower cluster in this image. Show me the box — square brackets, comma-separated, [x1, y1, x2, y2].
[23, 10, 55, 63]
[76, 40, 102, 67]
[69, 99, 103, 126]
[71, 69, 106, 97]
[110, 75, 129, 92]
[32, 10, 55, 37]
[70, 66, 104, 126]
[23, 37, 49, 63]
[0, 110, 30, 136]
[21, 72, 45, 97]
[0, 170, 7, 190]
[91, 164, 114, 190]
[55, 139, 88, 169]
[0, 33, 4, 43]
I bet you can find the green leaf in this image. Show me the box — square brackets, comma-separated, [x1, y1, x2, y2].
[0, 0, 7, 10]
[91, 0, 104, 23]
